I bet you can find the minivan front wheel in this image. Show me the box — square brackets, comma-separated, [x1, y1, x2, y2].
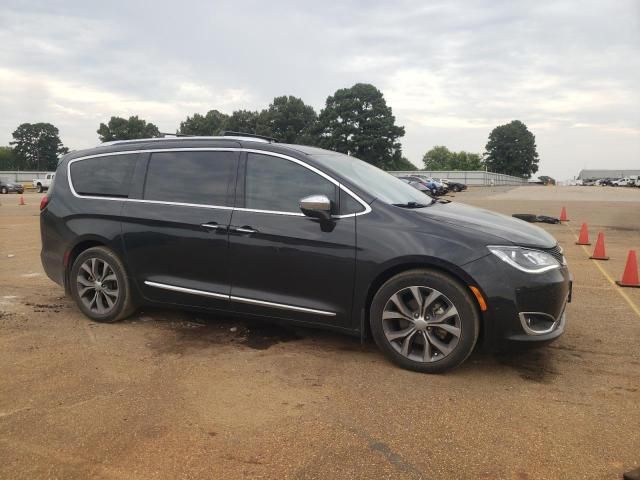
[70, 247, 135, 323]
[370, 269, 479, 373]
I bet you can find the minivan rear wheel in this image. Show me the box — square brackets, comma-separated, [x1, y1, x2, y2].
[370, 269, 480, 373]
[70, 246, 135, 323]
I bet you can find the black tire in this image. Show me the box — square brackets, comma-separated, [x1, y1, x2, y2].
[453, 185, 461, 192]
[370, 269, 480, 373]
[36, 184, 43, 193]
[0, 187, 7, 194]
[70, 246, 135, 323]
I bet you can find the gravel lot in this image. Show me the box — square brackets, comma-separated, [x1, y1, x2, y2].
[1, 186, 639, 479]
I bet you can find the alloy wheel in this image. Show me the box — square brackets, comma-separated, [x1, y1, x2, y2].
[382, 286, 461, 362]
[76, 257, 119, 314]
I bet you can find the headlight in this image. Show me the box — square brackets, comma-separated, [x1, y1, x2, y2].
[488, 246, 561, 274]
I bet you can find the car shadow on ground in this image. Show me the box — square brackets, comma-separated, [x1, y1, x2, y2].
[123, 308, 559, 381]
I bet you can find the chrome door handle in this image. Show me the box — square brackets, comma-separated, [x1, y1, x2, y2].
[201, 223, 223, 230]
[232, 227, 257, 234]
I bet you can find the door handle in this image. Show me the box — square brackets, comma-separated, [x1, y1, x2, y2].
[231, 226, 257, 234]
[201, 223, 224, 231]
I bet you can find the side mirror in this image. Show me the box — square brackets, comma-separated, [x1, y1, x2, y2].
[299, 194, 332, 221]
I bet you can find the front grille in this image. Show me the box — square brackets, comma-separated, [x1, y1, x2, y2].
[544, 244, 565, 265]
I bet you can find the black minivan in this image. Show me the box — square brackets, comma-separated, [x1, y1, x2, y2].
[40, 135, 571, 372]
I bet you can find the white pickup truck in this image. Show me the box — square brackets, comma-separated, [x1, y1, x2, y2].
[33, 173, 55, 193]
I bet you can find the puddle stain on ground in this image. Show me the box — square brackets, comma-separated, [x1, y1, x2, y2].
[494, 349, 559, 383]
[140, 311, 305, 355]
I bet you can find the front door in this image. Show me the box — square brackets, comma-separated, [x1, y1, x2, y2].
[228, 152, 357, 327]
[122, 150, 239, 310]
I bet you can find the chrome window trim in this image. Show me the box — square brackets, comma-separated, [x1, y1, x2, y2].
[144, 280, 335, 316]
[66, 148, 371, 217]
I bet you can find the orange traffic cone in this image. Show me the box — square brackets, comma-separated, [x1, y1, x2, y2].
[576, 223, 590, 245]
[616, 250, 640, 288]
[559, 207, 568, 222]
[19, 195, 25, 206]
[589, 232, 609, 260]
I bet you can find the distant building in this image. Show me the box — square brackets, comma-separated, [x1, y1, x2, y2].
[577, 169, 640, 180]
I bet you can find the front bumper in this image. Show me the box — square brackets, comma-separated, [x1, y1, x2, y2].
[463, 253, 571, 351]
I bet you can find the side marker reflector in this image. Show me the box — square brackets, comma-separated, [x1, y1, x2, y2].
[470, 286, 487, 311]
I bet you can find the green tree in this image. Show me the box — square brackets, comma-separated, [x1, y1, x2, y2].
[97, 116, 161, 142]
[178, 110, 229, 136]
[10, 123, 69, 170]
[484, 120, 539, 177]
[314, 83, 405, 169]
[423, 146, 484, 170]
[255, 96, 317, 143]
[225, 110, 259, 134]
[0, 146, 17, 169]
[388, 156, 417, 171]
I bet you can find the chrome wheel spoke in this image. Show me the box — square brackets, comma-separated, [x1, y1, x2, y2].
[433, 323, 461, 337]
[421, 290, 441, 317]
[81, 263, 93, 278]
[382, 310, 414, 323]
[101, 291, 114, 309]
[422, 332, 432, 361]
[385, 326, 416, 341]
[102, 273, 117, 283]
[400, 330, 418, 356]
[389, 293, 415, 319]
[77, 276, 94, 287]
[426, 331, 455, 356]
[78, 285, 95, 297]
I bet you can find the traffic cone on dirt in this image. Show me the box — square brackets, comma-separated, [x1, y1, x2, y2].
[616, 250, 640, 288]
[576, 223, 590, 245]
[589, 232, 609, 260]
[559, 207, 568, 222]
[19, 195, 25, 206]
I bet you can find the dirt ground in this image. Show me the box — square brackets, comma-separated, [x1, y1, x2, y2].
[1, 186, 639, 480]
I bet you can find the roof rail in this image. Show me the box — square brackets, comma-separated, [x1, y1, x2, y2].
[98, 133, 273, 147]
[222, 131, 278, 143]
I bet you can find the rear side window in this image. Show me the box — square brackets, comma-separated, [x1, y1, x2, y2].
[144, 151, 236, 206]
[70, 154, 138, 197]
[245, 153, 337, 213]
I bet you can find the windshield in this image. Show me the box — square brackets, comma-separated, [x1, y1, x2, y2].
[311, 153, 429, 205]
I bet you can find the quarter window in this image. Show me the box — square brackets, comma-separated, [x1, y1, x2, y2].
[70, 154, 138, 197]
[144, 151, 236, 206]
[245, 153, 336, 213]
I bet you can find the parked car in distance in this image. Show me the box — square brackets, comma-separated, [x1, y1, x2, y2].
[0, 177, 25, 194]
[33, 173, 55, 193]
[400, 175, 446, 195]
[436, 178, 467, 192]
[398, 176, 436, 196]
[611, 177, 635, 187]
[40, 135, 571, 373]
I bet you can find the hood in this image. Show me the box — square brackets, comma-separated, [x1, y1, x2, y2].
[415, 201, 557, 248]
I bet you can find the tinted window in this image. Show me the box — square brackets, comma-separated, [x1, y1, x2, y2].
[310, 153, 427, 205]
[245, 153, 336, 213]
[339, 188, 365, 215]
[144, 151, 236, 206]
[70, 154, 138, 197]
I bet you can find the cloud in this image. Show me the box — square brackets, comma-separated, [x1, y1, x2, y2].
[0, 0, 638, 178]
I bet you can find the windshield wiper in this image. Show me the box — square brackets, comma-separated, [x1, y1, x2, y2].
[392, 201, 430, 209]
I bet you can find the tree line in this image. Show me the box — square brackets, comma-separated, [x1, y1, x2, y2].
[2, 83, 539, 177]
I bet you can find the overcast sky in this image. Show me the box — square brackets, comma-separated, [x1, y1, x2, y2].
[1, 0, 638, 179]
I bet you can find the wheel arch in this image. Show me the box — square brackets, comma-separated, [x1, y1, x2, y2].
[63, 236, 112, 293]
[361, 257, 487, 342]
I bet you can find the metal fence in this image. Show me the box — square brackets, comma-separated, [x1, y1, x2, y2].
[389, 170, 527, 186]
[0, 171, 53, 182]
